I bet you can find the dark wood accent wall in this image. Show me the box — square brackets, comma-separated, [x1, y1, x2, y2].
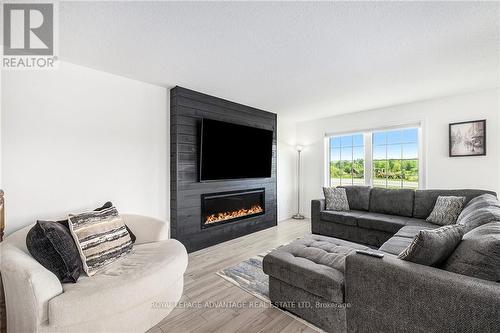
[170, 87, 277, 252]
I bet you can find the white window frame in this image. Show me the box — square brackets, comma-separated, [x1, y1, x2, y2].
[324, 122, 426, 190]
[325, 132, 366, 187]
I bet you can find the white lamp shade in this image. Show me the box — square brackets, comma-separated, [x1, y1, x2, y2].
[295, 145, 304, 152]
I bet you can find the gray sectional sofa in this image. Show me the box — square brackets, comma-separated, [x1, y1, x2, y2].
[263, 187, 500, 333]
[312, 186, 495, 248]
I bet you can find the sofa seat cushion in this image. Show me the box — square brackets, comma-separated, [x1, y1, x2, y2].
[393, 225, 438, 238]
[378, 236, 414, 256]
[48, 239, 188, 327]
[404, 218, 439, 229]
[356, 212, 408, 234]
[263, 234, 369, 303]
[320, 210, 366, 226]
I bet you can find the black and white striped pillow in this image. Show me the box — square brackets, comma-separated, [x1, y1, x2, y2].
[68, 206, 133, 276]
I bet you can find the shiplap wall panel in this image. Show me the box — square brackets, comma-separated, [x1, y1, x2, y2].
[170, 86, 277, 252]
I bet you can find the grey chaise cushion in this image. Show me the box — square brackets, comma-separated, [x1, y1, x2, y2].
[338, 186, 371, 211]
[405, 218, 439, 229]
[393, 225, 438, 238]
[319, 210, 365, 227]
[369, 188, 415, 217]
[262, 234, 370, 303]
[413, 189, 496, 219]
[398, 224, 465, 266]
[378, 236, 414, 256]
[357, 212, 408, 234]
[443, 222, 500, 282]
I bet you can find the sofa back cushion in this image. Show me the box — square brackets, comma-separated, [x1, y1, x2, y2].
[338, 186, 371, 211]
[369, 188, 415, 217]
[458, 206, 500, 233]
[457, 194, 500, 224]
[443, 221, 500, 282]
[413, 189, 496, 219]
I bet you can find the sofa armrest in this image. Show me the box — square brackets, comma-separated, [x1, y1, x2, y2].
[0, 244, 63, 332]
[345, 253, 500, 333]
[311, 199, 325, 234]
[121, 214, 169, 244]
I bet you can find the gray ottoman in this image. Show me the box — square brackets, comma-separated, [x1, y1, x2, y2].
[263, 234, 370, 333]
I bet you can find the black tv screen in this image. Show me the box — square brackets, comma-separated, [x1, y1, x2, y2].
[200, 119, 273, 181]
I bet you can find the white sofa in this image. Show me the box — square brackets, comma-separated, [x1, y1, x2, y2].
[0, 214, 188, 333]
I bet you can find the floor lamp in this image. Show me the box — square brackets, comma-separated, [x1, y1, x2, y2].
[292, 145, 305, 220]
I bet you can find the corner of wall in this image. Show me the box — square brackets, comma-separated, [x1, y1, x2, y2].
[277, 116, 299, 221]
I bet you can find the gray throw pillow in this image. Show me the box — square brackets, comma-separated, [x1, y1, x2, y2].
[457, 194, 500, 224]
[26, 220, 83, 283]
[323, 187, 350, 211]
[426, 196, 466, 226]
[443, 222, 500, 282]
[398, 224, 465, 266]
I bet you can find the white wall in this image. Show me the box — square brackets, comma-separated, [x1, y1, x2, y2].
[1, 62, 168, 235]
[0, 61, 299, 235]
[277, 116, 297, 221]
[296, 89, 500, 218]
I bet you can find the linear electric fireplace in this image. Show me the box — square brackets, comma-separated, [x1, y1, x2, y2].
[201, 188, 265, 228]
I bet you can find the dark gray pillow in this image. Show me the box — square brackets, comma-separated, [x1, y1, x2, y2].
[323, 187, 350, 211]
[426, 196, 465, 226]
[26, 220, 82, 283]
[398, 224, 465, 266]
[443, 222, 500, 282]
[457, 194, 500, 224]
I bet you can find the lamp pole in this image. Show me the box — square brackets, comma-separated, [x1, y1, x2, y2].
[292, 145, 305, 220]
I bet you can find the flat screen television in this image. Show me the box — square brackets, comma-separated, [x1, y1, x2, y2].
[199, 119, 273, 181]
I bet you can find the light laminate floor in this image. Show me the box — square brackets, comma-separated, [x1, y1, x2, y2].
[148, 218, 317, 333]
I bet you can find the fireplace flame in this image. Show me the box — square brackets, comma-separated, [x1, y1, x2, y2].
[205, 205, 263, 224]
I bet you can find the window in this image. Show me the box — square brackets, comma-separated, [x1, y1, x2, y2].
[373, 128, 419, 189]
[329, 133, 364, 186]
[327, 127, 420, 189]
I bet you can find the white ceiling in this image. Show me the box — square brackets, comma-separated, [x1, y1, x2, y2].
[60, 1, 500, 122]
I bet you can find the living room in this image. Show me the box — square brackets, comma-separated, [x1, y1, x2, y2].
[1, 1, 499, 333]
